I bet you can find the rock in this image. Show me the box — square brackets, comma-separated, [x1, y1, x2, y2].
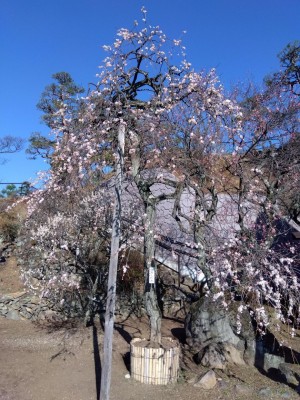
[199, 342, 246, 369]
[7, 291, 27, 299]
[6, 310, 20, 320]
[223, 342, 246, 365]
[281, 392, 292, 399]
[218, 380, 229, 390]
[186, 297, 240, 347]
[186, 296, 255, 367]
[234, 383, 253, 396]
[199, 344, 227, 370]
[0, 295, 13, 302]
[19, 310, 32, 319]
[29, 296, 41, 305]
[259, 353, 284, 373]
[187, 374, 198, 384]
[279, 363, 300, 386]
[193, 370, 217, 389]
[257, 387, 273, 397]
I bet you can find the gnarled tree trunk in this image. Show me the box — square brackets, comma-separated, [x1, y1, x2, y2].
[144, 200, 161, 343]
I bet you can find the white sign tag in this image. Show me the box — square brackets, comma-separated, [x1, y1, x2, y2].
[149, 267, 155, 284]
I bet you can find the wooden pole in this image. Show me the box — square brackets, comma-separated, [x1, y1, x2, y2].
[100, 122, 125, 400]
[177, 254, 181, 288]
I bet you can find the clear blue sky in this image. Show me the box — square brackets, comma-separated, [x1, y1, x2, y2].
[1, 0, 299, 186]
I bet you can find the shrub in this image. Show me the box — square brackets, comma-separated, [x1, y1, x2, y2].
[0, 198, 27, 242]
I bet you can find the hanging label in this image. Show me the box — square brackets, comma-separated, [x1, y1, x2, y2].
[149, 267, 155, 284]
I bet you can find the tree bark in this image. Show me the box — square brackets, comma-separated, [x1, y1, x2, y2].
[129, 130, 161, 343]
[193, 191, 216, 291]
[144, 201, 162, 343]
[100, 122, 125, 400]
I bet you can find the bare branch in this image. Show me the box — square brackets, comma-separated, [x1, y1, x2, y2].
[0, 135, 24, 154]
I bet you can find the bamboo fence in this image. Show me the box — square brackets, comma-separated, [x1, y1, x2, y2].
[130, 337, 180, 385]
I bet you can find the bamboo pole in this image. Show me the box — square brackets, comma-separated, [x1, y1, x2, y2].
[157, 350, 161, 385]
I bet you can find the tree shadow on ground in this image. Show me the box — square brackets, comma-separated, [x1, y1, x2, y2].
[114, 323, 134, 373]
[123, 352, 131, 372]
[114, 324, 133, 344]
[92, 325, 101, 400]
[171, 327, 186, 344]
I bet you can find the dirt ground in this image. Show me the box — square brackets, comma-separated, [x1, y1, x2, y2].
[1, 316, 299, 400]
[0, 250, 299, 400]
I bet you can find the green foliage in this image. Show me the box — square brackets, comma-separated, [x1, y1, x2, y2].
[37, 71, 85, 129]
[0, 198, 26, 242]
[0, 212, 19, 242]
[265, 41, 300, 96]
[26, 132, 55, 161]
[0, 184, 18, 198]
[18, 181, 32, 196]
[0, 182, 32, 198]
[278, 41, 300, 87]
[26, 72, 85, 163]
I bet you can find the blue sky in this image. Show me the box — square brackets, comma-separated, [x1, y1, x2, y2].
[1, 0, 299, 187]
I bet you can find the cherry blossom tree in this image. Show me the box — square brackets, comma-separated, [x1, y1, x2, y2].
[214, 66, 300, 331]
[24, 9, 299, 335]
[20, 12, 300, 399]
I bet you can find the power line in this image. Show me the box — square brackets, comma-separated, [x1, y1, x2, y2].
[0, 182, 29, 185]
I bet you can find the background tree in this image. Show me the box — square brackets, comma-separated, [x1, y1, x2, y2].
[266, 41, 300, 96]
[0, 135, 24, 164]
[264, 42, 300, 222]
[37, 71, 85, 129]
[26, 72, 85, 164]
[0, 184, 18, 198]
[26, 132, 55, 161]
[214, 54, 300, 327]
[0, 135, 24, 154]
[0, 182, 33, 198]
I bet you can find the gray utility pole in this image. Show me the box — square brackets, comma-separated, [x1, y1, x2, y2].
[100, 122, 125, 400]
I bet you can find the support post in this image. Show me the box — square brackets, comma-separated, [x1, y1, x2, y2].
[100, 122, 125, 400]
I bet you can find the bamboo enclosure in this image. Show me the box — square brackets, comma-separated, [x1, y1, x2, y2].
[130, 337, 180, 385]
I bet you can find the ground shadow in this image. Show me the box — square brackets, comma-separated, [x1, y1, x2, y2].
[162, 315, 185, 324]
[254, 329, 300, 393]
[123, 352, 131, 372]
[92, 325, 101, 400]
[171, 327, 186, 344]
[114, 323, 133, 344]
[114, 323, 134, 373]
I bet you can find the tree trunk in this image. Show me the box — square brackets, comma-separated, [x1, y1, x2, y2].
[100, 122, 125, 400]
[129, 130, 161, 342]
[144, 201, 162, 343]
[194, 196, 212, 291]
